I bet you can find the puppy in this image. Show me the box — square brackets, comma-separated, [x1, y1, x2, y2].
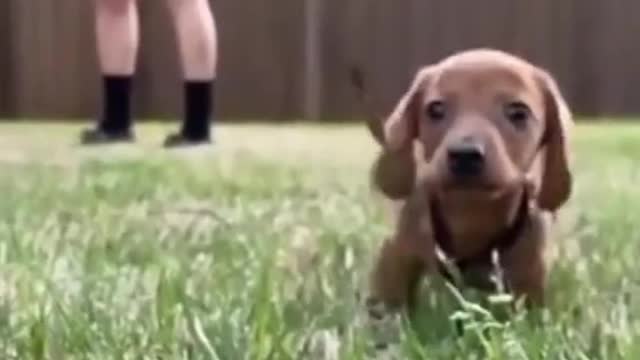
[352, 48, 573, 312]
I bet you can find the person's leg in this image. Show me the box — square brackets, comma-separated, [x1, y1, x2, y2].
[82, 0, 140, 144]
[164, 0, 218, 146]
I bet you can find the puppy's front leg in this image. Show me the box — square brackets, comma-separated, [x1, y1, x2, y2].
[501, 211, 551, 306]
[369, 196, 434, 314]
[369, 238, 425, 314]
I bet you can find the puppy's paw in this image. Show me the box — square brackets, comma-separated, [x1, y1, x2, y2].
[363, 296, 403, 353]
[365, 296, 389, 320]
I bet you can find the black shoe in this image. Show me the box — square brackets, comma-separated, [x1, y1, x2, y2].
[80, 127, 135, 145]
[163, 132, 211, 148]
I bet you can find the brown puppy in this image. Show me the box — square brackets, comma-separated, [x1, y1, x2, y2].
[353, 48, 573, 312]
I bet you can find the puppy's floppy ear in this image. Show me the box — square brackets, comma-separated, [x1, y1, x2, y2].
[384, 66, 434, 150]
[536, 70, 573, 211]
[373, 67, 435, 199]
[371, 147, 416, 199]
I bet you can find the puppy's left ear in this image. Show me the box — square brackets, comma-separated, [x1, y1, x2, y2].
[536, 70, 573, 211]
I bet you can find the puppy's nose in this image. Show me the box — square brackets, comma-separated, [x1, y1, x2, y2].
[447, 142, 485, 178]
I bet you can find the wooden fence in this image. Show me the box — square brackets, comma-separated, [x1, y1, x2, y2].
[2, 0, 640, 121]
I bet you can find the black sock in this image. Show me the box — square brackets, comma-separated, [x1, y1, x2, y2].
[182, 80, 214, 140]
[100, 76, 132, 133]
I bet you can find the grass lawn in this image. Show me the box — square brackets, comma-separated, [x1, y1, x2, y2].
[1, 122, 640, 359]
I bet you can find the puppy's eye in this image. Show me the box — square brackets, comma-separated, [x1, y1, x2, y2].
[504, 101, 531, 128]
[425, 101, 446, 122]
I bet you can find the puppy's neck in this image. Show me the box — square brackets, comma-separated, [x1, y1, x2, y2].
[432, 187, 525, 258]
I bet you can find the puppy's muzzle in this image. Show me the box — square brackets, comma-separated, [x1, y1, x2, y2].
[447, 142, 485, 178]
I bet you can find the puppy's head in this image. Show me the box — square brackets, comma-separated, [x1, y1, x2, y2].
[375, 49, 572, 211]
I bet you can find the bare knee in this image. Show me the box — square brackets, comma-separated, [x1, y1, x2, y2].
[96, 0, 136, 14]
[165, 0, 209, 14]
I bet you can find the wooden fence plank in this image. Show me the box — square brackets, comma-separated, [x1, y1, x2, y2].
[2, 0, 640, 120]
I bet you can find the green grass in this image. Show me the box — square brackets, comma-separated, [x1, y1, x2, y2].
[1, 122, 640, 359]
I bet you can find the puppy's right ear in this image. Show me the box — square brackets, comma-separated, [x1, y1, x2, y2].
[373, 67, 435, 199]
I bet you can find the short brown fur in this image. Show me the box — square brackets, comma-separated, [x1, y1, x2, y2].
[352, 48, 573, 312]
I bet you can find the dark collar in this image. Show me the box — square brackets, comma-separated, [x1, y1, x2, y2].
[430, 189, 531, 282]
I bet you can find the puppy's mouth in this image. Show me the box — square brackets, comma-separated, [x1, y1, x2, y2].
[417, 161, 523, 198]
[439, 178, 513, 198]
[442, 179, 499, 191]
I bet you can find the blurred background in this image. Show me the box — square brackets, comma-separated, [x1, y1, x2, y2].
[1, 0, 640, 122]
